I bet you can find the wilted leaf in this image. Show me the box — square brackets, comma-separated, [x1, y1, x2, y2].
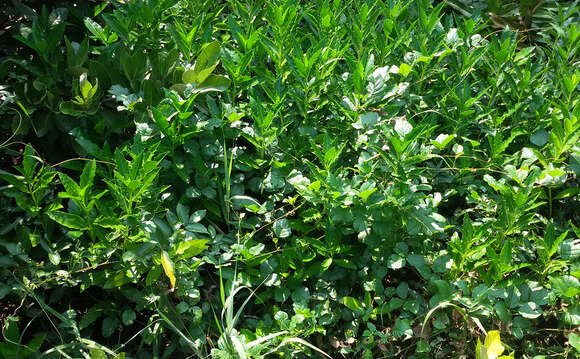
[161, 250, 176, 289]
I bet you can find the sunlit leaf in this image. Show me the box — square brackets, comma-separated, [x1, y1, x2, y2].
[161, 250, 176, 289]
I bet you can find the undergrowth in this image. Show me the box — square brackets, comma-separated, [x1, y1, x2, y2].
[0, 0, 579, 358]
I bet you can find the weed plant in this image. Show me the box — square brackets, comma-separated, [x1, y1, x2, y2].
[0, 0, 579, 358]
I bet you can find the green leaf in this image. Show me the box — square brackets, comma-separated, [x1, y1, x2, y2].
[80, 160, 96, 189]
[94, 216, 123, 229]
[48, 252, 60, 265]
[291, 287, 310, 304]
[550, 276, 580, 298]
[494, 302, 512, 322]
[395, 118, 413, 137]
[0, 170, 27, 192]
[47, 211, 88, 230]
[101, 316, 119, 338]
[536, 165, 567, 186]
[570, 153, 580, 175]
[398, 63, 412, 77]
[193, 74, 231, 93]
[518, 302, 543, 319]
[433, 255, 452, 273]
[192, 41, 221, 83]
[231, 335, 247, 359]
[4, 318, 19, 342]
[342, 296, 363, 311]
[432, 133, 454, 149]
[189, 210, 206, 223]
[393, 318, 413, 339]
[0, 284, 11, 299]
[80, 307, 102, 330]
[104, 271, 130, 289]
[59, 101, 81, 115]
[411, 338, 428, 354]
[22, 144, 38, 178]
[569, 333, 580, 352]
[530, 129, 549, 146]
[275, 288, 290, 302]
[146, 266, 162, 286]
[564, 304, 580, 325]
[407, 254, 432, 279]
[185, 223, 208, 234]
[262, 272, 279, 287]
[559, 239, 580, 260]
[387, 254, 405, 269]
[89, 348, 108, 359]
[321, 257, 332, 271]
[84, 17, 108, 44]
[79, 73, 92, 99]
[553, 188, 580, 200]
[121, 309, 136, 326]
[176, 202, 189, 224]
[273, 218, 291, 238]
[396, 282, 409, 299]
[151, 107, 170, 131]
[446, 28, 461, 45]
[59, 172, 81, 198]
[231, 195, 262, 212]
[25, 332, 46, 353]
[476, 338, 485, 359]
[182, 69, 198, 84]
[175, 239, 209, 258]
[59, 99, 100, 116]
[500, 240, 512, 266]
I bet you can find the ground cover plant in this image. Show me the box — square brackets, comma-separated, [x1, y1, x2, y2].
[0, 0, 579, 357]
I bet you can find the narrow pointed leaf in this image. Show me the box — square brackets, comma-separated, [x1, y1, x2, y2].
[161, 250, 176, 289]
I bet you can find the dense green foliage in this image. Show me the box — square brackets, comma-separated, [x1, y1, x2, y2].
[1, 0, 579, 357]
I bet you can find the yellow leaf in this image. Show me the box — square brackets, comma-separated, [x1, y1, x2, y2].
[484, 331, 505, 359]
[161, 250, 176, 289]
